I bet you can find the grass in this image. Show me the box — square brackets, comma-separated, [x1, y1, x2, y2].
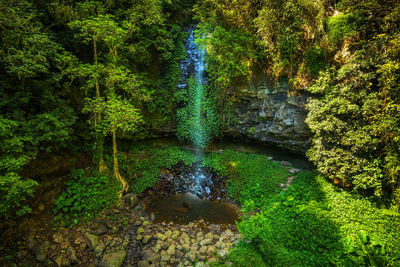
[52, 144, 400, 265]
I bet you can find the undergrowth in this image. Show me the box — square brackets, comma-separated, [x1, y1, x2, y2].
[116, 145, 197, 193]
[52, 169, 120, 227]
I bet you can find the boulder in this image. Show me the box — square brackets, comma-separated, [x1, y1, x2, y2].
[53, 232, 64, 243]
[100, 249, 126, 267]
[33, 240, 50, 262]
[167, 244, 176, 256]
[84, 233, 99, 250]
[94, 242, 105, 258]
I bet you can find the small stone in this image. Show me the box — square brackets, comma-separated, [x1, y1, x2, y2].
[167, 245, 175, 256]
[94, 242, 105, 258]
[183, 244, 190, 252]
[219, 249, 229, 259]
[165, 230, 172, 238]
[172, 230, 180, 240]
[199, 246, 207, 254]
[53, 232, 63, 243]
[161, 254, 171, 262]
[123, 237, 130, 248]
[67, 246, 78, 263]
[33, 241, 50, 262]
[54, 255, 63, 267]
[84, 233, 99, 250]
[208, 246, 215, 254]
[186, 251, 197, 262]
[60, 241, 70, 250]
[136, 235, 143, 241]
[138, 260, 150, 267]
[200, 238, 212, 246]
[62, 256, 70, 266]
[143, 235, 151, 244]
[196, 232, 204, 239]
[204, 232, 214, 240]
[97, 224, 108, 235]
[156, 233, 167, 241]
[100, 249, 126, 267]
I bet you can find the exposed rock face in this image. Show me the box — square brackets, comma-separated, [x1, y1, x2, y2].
[227, 75, 310, 152]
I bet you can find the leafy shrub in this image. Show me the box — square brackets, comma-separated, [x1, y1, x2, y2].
[210, 152, 400, 266]
[325, 13, 359, 43]
[203, 150, 291, 205]
[52, 169, 120, 227]
[305, 45, 326, 78]
[115, 145, 197, 193]
[0, 172, 37, 218]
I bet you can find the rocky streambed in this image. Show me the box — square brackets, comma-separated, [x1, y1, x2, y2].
[19, 192, 241, 267]
[0, 159, 303, 266]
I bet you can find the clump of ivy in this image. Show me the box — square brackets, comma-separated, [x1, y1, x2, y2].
[305, 45, 326, 78]
[176, 76, 219, 148]
[52, 169, 120, 227]
[324, 12, 360, 43]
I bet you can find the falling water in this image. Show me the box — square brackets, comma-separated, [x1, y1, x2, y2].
[178, 26, 210, 198]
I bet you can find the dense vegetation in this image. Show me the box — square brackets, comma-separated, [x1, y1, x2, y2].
[54, 145, 400, 265]
[194, 0, 400, 206]
[1, 0, 400, 265]
[203, 150, 400, 266]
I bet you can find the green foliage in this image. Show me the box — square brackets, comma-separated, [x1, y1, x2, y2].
[52, 169, 120, 227]
[0, 172, 37, 219]
[325, 13, 359, 43]
[205, 151, 400, 265]
[210, 242, 267, 267]
[306, 44, 400, 198]
[305, 45, 326, 78]
[220, 161, 400, 266]
[204, 150, 291, 204]
[149, 28, 187, 119]
[115, 145, 196, 193]
[176, 76, 219, 148]
[83, 97, 143, 136]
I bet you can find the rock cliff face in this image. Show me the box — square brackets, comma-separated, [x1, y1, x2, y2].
[226, 74, 310, 153]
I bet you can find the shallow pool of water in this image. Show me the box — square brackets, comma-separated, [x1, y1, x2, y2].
[145, 193, 239, 224]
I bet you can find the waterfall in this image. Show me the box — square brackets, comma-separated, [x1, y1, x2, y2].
[178, 25, 210, 198]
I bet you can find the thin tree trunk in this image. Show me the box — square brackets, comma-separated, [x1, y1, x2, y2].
[93, 37, 107, 172]
[112, 126, 128, 197]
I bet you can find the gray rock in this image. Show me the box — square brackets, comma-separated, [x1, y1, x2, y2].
[84, 233, 99, 250]
[94, 242, 105, 258]
[100, 249, 126, 267]
[53, 232, 64, 243]
[138, 260, 150, 267]
[97, 224, 108, 235]
[67, 245, 78, 263]
[33, 240, 50, 262]
[167, 244, 176, 256]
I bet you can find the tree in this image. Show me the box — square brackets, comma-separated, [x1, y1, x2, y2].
[83, 97, 143, 196]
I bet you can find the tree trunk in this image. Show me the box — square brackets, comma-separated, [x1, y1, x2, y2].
[93, 37, 107, 172]
[112, 126, 128, 197]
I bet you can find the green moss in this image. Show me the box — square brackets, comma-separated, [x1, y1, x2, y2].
[325, 13, 359, 43]
[305, 45, 326, 78]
